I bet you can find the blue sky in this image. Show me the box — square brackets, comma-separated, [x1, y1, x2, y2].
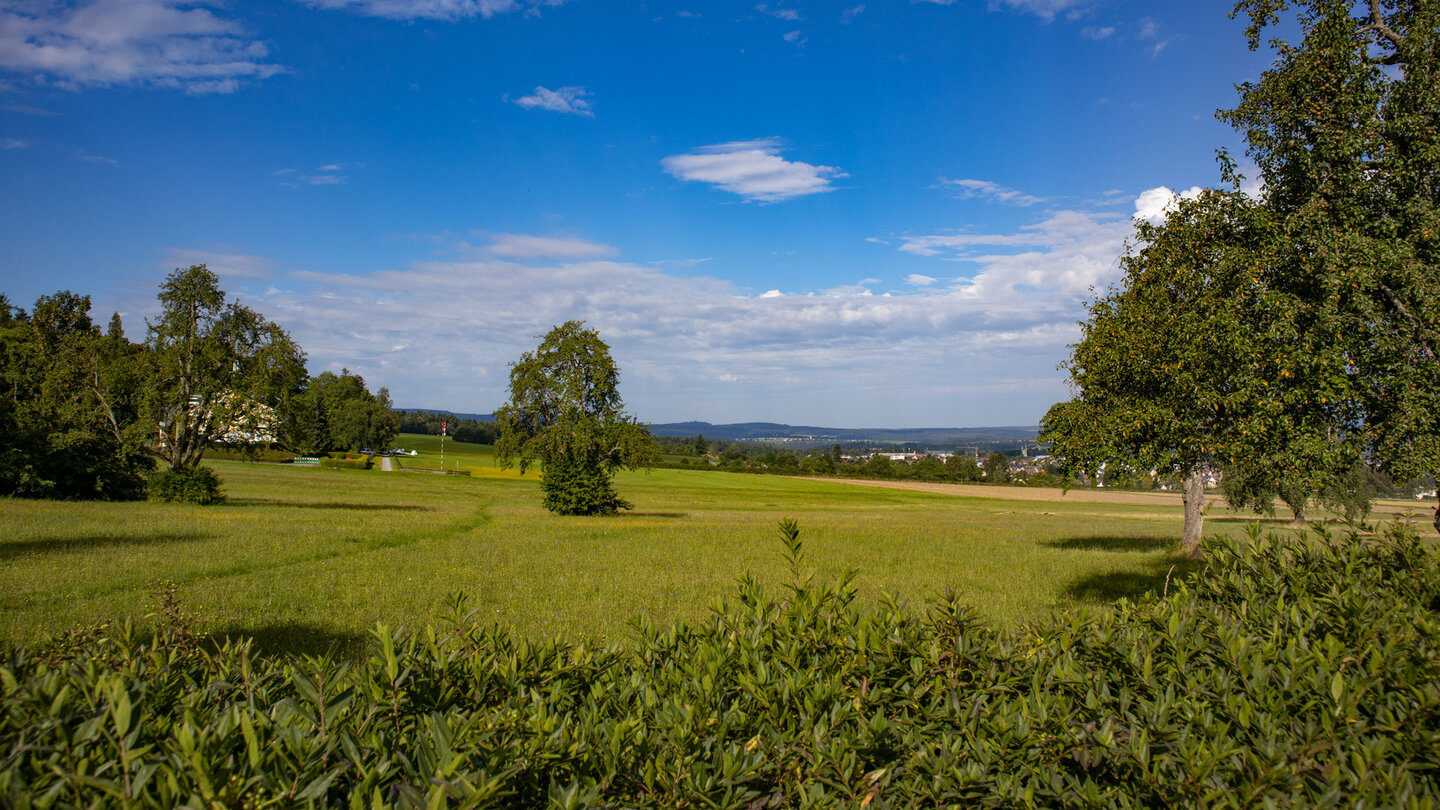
[0, 0, 1273, 427]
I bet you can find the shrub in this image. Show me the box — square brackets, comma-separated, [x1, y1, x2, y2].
[1, 521, 1437, 806]
[319, 455, 373, 471]
[145, 465, 224, 504]
[203, 445, 296, 463]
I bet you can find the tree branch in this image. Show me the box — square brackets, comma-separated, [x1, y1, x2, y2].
[1363, 0, 1405, 53]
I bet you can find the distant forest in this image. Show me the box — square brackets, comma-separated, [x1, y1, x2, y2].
[393, 410, 498, 445]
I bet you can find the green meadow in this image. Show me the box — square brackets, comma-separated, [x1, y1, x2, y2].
[0, 437, 1300, 656]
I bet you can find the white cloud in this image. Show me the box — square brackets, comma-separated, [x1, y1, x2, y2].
[782, 29, 806, 45]
[755, 3, 801, 21]
[300, 0, 568, 21]
[1081, 26, 1113, 39]
[0, 0, 283, 94]
[1133, 185, 1202, 225]
[238, 252, 1083, 425]
[2, 138, 28, 149]
[841, 4, 864, 23]
[76, 150, 116, 164]
[938, 178, 1043, 206]
[661, 138, 846, 203]
[509, 85, 593, 116]
[485, 233, 617, 260]
[185, 196, 1176, 425]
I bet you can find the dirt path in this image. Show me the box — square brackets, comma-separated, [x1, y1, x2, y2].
[805, 477, 1437, 532]
[803, 477, 1192, 506]
[380, 456, 393, 471]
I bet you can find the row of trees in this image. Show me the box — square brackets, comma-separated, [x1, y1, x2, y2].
[393, 411, 499, 445]
[1043, 0, 1440, 554]
[1, 265, 396, 502]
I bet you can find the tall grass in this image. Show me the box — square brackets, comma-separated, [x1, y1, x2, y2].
[0, 456, 1272, 655]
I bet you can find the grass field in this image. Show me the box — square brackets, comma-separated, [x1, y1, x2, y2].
[3, 437, 1425, 656]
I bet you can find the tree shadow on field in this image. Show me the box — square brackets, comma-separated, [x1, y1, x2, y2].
[225, 498, 430, 512]
[1064, 557, 1206, 605]
[0, 531, 210, 561]
[206, 622, 373, 659]
[1047, 535, 1175, 553]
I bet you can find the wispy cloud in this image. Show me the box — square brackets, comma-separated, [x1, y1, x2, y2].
[0, 0, 283, 94]
[1082, 25, 1114, 39]
[300, 0, 570, 21]
[755, 3, 801, 21]
[937, 178, 1043, 206]
[841, 4, 865, 23]
[1, 104, 59, 116]
[484, 233, 617, 260]
[509, 85, 593, 116]
[76, 150, 117, 165]
[661, 138, 846, 203]
[275, 163, 351, 187]
[782, 29, 806, 46]
[163, 248, 273, 281]
[2, 138, 29, 149]
[913, 0, 1092, 23]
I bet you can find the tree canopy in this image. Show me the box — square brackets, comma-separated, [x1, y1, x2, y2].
[1044, 0, 1440, 546]
[142, 265, 306, 472]
[494, 321, 656, 515]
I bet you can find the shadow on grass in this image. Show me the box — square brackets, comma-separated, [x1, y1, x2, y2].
[0, 531, 210, 561]
[617, 511, 688, 519]
[225, 498, 430, 512]
[206, 622, 373, 659]
[1064, 557, 1206, 605]
[1047, 535, 1175, 552]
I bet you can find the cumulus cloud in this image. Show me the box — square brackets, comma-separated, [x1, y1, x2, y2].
[485, 233, 617, 260]
[661, 138, 846, 203]
[0, 0, 284, 94]
[300, 0, 568, 21]
[937, 178, 1043, 206]
[1133, 185, 1202, 225]
[509, 85, 593, 116]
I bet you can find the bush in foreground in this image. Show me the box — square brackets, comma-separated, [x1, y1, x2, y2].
[144, 465, 224, 505]
[1, 522, 1438, 807]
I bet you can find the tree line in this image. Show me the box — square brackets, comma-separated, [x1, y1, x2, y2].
[0, 265, 398, 503]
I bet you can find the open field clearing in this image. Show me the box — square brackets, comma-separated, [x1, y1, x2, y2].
[824, 476, 1439, 527]
[1, 448, 1414, 656]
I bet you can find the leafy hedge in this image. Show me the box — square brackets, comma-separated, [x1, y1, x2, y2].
[2, 522, 1437, 807]
[319, 455, 373, 471]
[202, 447, 296, 463]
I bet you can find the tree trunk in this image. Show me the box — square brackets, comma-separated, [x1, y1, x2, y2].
[1291, 503, 1306, 523]
[1181, 468, 1206, 559]
[1434, 502, 1439, 537]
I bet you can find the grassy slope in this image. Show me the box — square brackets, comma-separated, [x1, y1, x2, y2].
[1, 442, 1279, 655]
